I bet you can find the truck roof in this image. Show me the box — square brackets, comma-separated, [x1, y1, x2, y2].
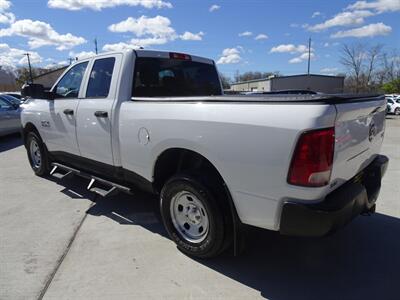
[76, 49, 215, 65]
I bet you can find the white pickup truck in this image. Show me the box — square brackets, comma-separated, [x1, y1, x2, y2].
[21, 49, 388, 258]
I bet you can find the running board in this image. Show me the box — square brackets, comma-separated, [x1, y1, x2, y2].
[50, 162, 131, 197]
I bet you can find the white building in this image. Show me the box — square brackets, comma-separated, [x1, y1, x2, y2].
[230, 74, 345, 94]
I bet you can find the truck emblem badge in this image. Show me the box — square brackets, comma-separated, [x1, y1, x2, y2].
[41, 121, 50, 128]
[369, 122, 376, 142]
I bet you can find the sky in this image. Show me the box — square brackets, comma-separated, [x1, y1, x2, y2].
[0, 0, 399, 78]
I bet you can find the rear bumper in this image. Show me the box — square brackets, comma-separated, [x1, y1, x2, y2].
[279, 154, 389, 237]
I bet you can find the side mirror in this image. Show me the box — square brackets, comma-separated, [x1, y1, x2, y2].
[21, 83, 55, 100]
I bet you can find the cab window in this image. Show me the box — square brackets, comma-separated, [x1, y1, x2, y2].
[86, 57, 116, 98]
[133, 57, 222, 97]
[54, 62, 88, 99]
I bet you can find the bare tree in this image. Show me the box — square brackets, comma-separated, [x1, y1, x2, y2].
[365, 44, 383, 85]
[340, 44, 364, 92]
[340, 43, 385, 93]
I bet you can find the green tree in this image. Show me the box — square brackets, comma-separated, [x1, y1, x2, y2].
[381, 78, 400, 94]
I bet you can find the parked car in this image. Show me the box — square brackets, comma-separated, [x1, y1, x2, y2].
[1, 92, 22, 100]
[20, 49, 388, 258]
[387, 98, 400, 115]
[0, 94, 23, 105]
[0, 97, 21, 137]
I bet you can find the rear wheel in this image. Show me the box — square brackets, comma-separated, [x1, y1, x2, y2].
[26, 132, 50, 176]
[395, 108, 400, 115]
[160, 174, 227, 258]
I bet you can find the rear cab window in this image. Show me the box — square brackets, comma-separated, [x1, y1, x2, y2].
[86, 57, 116, 98]
[132, 57, 222, 97]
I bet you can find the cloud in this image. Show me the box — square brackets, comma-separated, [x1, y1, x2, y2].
[270, 44, 314, 64]
[289, 52, 315, 64]
[180, 31, 204, 41]
[0, 0, 14, 24]
[209, 4, 220, 12]
[347, 0, 400, 13]
[108, 15, 175, 37]
[0, 43, 42, 71]
[0, 0, 11, 11]
[105, 15, 204, 49]
[255, 34, 268, 40]
[239, 31, 252, 37]
[320, 67, 339, 74]
[48, 0, 172, 11]
[217, 47, 242, 64]
[44, 60, 68, 69]
[312, 11, 321, 18]
[107, 15, 177, 47]
[69, 50, 96, 60]
[0, 19, 86, 50]
[331, 22, 392, 38]
[270, 44, 308, 53]
[307, 10, 374, 31]
[102, 42, 140, 52]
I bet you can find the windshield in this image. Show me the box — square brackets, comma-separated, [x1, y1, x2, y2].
[133, 58, 222, 97]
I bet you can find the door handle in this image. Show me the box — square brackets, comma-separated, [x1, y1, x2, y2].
[63, 109, 74, 115]
[94, 111, 108, 118]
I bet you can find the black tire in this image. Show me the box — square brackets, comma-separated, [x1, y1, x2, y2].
[160, 173, 228, 258]
[395, 108, 400, 116]
[26, 131, 51, 176]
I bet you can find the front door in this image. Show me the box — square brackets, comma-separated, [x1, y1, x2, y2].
[76, 55, 119, 165]
[46, 61, 89, 156]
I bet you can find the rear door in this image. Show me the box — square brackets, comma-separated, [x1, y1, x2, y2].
[46, 61, 89, 155]
[76, 54, 120, 165]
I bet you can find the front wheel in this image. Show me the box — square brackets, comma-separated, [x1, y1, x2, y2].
[395, 108, 400, 115]
[26, 132, 51, 176]
[160, 174, 227, 258]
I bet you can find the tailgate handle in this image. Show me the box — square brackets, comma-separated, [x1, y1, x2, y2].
[94, 111, 108, 118]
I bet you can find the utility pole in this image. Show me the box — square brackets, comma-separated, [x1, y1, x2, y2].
[68, 57, 74, 65]
[94, 38, 98, 54]
[25, 53, 33, 83]
[307, 37, 311, 75]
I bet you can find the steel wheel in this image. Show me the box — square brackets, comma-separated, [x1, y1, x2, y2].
[29, 139, 42, 169]
[170, 191, 209, 243]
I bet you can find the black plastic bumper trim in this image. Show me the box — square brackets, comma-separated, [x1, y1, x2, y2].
[279, 154, 388, 237]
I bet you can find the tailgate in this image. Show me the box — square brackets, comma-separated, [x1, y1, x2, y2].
[330, 96, 386, 188]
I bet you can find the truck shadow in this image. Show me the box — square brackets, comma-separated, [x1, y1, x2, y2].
[199, 214, 400, 300]
[0, 133, 23, 152]
[49, 176, 399, 300]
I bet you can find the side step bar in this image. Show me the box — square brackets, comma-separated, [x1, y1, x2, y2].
[50, 162, 131, 197]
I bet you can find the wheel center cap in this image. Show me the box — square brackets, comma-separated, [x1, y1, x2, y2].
[186, 205, 201, 224]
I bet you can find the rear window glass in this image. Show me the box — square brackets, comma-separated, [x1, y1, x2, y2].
[86, 57, 115, 98]
[132, 58, 222, 97]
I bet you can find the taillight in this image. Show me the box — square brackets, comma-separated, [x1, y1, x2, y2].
[169, 52, 191, 60]
[287, 127, 335, 187]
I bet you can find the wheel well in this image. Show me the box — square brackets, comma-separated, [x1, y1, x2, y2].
[154, 148, 239, 251]
[22, 123, 40, 145]
[153, 148, 224, 193]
